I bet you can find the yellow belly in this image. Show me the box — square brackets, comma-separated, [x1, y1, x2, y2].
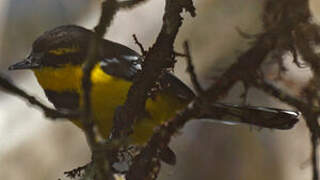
[90, 83, 185, 144]
[33, 64, 187, 144]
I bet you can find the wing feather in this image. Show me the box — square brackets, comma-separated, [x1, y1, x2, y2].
[99, 39, 195, 101]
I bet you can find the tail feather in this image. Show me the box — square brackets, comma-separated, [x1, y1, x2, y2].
[198, 103, 299, 129]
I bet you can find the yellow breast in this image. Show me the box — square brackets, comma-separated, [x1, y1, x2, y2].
[33, 64, 186, 144]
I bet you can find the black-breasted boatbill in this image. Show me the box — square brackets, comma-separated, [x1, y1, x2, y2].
[9, 25, 299, 144]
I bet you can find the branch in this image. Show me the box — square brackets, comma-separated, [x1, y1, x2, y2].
[311, 133, 319, 180]
[81, 0, 151, 179]
[111, 0, 196, 139]
[183, 41, 203, 94]
[0, 74, 79, 119]
[127, 102, 200, 179]
[289, 3, 320, 180]
[118, 0, 149, 9]
[251, 79, 306, 110]
[132, 34, 146, 56]
[4, 0, 316, 179]
[127, 1, 320, 178]
[201, 33, 276, 103]
[127, 29, 280, 180]
[251, 78, 320, 134]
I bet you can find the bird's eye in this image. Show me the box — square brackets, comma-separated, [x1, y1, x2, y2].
[31, 52, 44, 63]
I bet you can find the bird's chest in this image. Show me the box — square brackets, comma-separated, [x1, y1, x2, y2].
[33, 65, 132, 137]
[33, 65, 131, 102]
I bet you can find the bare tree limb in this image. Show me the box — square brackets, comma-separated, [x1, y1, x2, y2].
[0, 74, 79, 119]
[81, 0, 152, 179]
[111, 0, 196, 140]
[251, 79, 306, 110]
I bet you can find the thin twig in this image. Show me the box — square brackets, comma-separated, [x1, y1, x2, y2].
[64, 163, 89, 179]
[174, 51, 187, 57]
[132, 34, 146, 56]
[240, 81, 249, 105]
[118, 0, 149, 9]
[251, 78, 306, 110]
[183, 41, 203, 94]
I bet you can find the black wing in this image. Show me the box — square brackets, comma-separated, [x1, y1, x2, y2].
[99, 39, 143, 81]
[99, 39, 195, 101]
[100, 56, 141, 81]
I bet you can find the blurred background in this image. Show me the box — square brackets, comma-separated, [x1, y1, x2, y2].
[0, 0, 319, 179]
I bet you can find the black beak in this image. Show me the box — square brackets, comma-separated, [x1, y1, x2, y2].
[8, 56, 40, 70]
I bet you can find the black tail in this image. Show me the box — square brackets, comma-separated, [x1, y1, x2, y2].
[198, 103, 299, 129]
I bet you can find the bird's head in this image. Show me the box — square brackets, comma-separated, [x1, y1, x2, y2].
[9, 25, 96, 71]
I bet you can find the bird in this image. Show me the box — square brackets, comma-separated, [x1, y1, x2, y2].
[8, 25, 299, 146]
